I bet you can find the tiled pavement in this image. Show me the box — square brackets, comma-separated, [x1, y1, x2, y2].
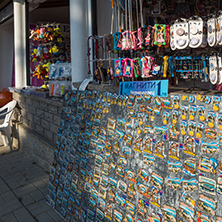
[0, 149, 64, 222]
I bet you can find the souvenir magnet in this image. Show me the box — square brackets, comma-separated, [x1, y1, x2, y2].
[162, 205, 176, 222]
[207, 111, 215, 128]
[127, 183, 136, 200]
[172, 110, 179, 125]
[217, 177, 222, 195]
[198, 194, 217, 216]
[183, 157, 196, 176]
[180, 120, 188, 136]
[125, 170, 137, 183]
[167, 177, 181, 189]
[205, 128, 217, 140]
[213, 95, 221, 111]
[143, 154, 155, 166]
[163, 110, 170, 125]
[178, 201, 194, 222]
[201, 141, 218, 155]
[169, 142, 179, 160]
[134, 137, 143, 153]
[117, 180, 128, 193]
[137, 183, 151, 198]
[138, 168, 149, 182]
[137, 199, 148, 218]
[189, 105, 197, 120]
[184, 137, 195, 156]
[169, 124, 180, 141]
[108, 187, 116, 202]
[154, 141, 165, 158]
[197, 211, 211, 222]
[182, 178, 198, 191]
[113, 209, 123, 222]
[196, 122, 204, 139]
[188, 121, 196, 137]
[198, 156, 218, 174]
[168, 161, 182, 174]
[181, 105, 189, 120]
[199, 176, 216, 196]
[105, 204, 113, 221]
[150, 172, 164, 190]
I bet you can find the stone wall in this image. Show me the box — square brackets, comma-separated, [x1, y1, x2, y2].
[12, 92, 63, 170]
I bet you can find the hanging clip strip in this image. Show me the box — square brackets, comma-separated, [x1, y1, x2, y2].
[131, 31, 138, 50]
[141, 56, 156, 78]
[163, 56, 169, 78]
[168, 56, 174, 77]
[202, 55, 208, 82]
[113, 32, 122, 51]
[133, 58, 142, 78]
[137, 28, 143, 49]
[114, 58, 123, 77]
[122, 31, 130, 50]
[122, 58, 134, 77]
[87, 35, 98, 75]
[165, 25, 170, 48]
[154, 24, 167, 46]
[145, 26, 151, 46]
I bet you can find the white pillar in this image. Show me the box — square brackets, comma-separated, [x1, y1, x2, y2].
[70, 0, 90, 83]
[14, 0, 27, 88]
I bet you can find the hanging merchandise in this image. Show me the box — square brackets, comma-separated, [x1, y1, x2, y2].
[188, 16, 204, 48]
[174, 18, 189, 50]
[144, 26, 155, 49]
[217, 11, 222, 45]
[170, 23, 176, 50]
[29, 23, 69, 86]
[122, 58, 134, 77]
[141, 56, 155, 78]
[133, 58, 142, 77]
[154, 24, 169, 47]
[114, 58, 123, 78]
[207, 15, 217, 47]
[217, 54, 222, 84]
[209, 54, 218, 84]
[85, 0, 222, 89]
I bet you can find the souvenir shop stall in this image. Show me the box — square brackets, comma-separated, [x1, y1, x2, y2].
[45, 0, 222, 222]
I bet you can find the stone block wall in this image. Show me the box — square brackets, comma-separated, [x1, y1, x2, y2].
[12, 92, 63, 170]
[13, 92, 63, 145]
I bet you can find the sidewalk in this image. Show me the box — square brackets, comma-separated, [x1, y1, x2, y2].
[0, 149, 63, 222]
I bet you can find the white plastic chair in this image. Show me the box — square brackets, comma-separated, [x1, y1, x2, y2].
[0, 100, 17, 151]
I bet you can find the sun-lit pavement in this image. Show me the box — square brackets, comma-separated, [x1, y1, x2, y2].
[0, 144, 63, 221]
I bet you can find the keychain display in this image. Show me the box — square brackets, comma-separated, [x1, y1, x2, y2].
[207, 15, 217, 47]
[217, 11, 222, 45]
[189, 16, 204, 48]
[174, 18, 189, 50]
[209, 55, 218, 84]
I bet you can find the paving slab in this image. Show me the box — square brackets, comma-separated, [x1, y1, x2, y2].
[13, 207, 34, 221]
[0, 150, 64, 222]
[1, 213, 18, 222]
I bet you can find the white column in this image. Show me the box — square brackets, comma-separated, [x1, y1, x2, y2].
[14, 0, 27, 88]
[70, 0, 89, 83]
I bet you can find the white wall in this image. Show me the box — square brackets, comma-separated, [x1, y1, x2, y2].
[97, 0, 112, 35]
[0, 22, 14, 90]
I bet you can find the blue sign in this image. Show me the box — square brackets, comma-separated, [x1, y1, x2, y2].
[119, 80, 168, 97]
